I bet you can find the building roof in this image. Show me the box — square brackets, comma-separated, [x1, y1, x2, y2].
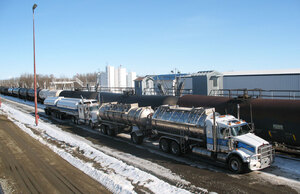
[191, 70, 222, 76]
[134, 77, 145, 81]
[223, 69, 300, 76]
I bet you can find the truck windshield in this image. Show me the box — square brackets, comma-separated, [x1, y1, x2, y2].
[230, 124, 250, 136]
[90, 106, 99, 111]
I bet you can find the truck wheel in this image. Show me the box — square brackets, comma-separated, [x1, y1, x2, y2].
[228, 156, 243, 174]
[159, 139, 170, 153]
[89, 121, 94, 129]
[170, 141, 181, 156]
[131, 132, 143, 144]
[72, 117, 76, 124]
[100, 125, 107, 135]
[107, 127, 115, 136]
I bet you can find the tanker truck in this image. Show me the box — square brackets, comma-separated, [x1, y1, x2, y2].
[148, 105, 274, 173]
[97, 103, 274, 173]
[44, 97, 99, 127]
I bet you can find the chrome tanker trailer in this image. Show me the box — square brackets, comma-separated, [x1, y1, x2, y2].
[44, 97, 99, 126]
[98, 103, 153, 144]
[147, 105, 274, 173]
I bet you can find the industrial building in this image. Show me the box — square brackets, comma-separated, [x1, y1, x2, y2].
[186, 71, 223, 95]
[221, 69, 300, 98]
[223, 69, 300, 90]
[134, 71, 223, 96]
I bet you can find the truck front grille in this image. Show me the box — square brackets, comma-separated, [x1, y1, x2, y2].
[258, 144, 274, 160]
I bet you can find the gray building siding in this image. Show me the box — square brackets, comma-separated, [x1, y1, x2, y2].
[223, 74, 300, 90]
[192, 76, 207, 95]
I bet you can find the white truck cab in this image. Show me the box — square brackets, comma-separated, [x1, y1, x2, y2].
[206, 114, 274, 173]
[78, 99, 99, 127]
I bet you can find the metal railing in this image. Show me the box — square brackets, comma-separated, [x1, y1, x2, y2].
[210, 89, 300, 100]
[142, 88, 193, 96]
[77, 86, 135, 94]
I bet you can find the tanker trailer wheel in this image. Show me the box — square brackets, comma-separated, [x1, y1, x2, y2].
[107, 127, 115, 136]
[170, 141, 181, 156]
[131, 132, 143, 144]
[100, 125, 107, 135]
[228, 156, 243, 174]
[159, 138, 170, 153]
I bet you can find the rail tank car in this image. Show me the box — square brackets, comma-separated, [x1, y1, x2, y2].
[19, 88, 28, 99]
[59, 90, 98, 100]
[8, 87, 14, 96]
[47, 90, 62, 98]
[177, 95, 300, 147]
[98, 92, 178, 109]
[27, 88, 41, 101]
[12, 88, 20, 97]
[0, 87, 9, 95]
[38, 89, 49, 102]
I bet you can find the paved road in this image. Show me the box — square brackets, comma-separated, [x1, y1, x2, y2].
[0, 115, 110, 194]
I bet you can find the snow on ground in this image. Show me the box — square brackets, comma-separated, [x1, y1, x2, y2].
[1, 95, 45, 110]
[0, 101, 208, 194]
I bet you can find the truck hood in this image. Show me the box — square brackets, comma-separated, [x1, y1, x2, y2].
[233, 133, 269, 149]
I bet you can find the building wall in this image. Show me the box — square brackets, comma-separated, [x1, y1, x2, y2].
[223, 74, 300, 90]
[207, 74, 223, 95]
[192, 76, 207, 95]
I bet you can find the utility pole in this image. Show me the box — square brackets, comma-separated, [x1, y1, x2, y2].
[33, 4, 39, 126]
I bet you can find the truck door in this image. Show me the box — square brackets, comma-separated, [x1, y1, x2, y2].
[78, 104, 85, 120]
[205, 121, 214, 151]
[218, 127, 230, 152]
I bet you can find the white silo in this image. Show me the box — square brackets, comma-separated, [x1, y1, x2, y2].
[106, 66, 115, 88]
[118, 66, 127, 87]
[127, 72, 137, 87]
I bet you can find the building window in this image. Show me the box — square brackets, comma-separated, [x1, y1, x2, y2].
[212, 77, 218, 87]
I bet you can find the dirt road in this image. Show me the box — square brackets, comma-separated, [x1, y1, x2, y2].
[0, 115, 110, 194]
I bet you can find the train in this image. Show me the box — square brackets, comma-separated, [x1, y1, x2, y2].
[0, 86, 299, 148]
[0, 86, 96, 104]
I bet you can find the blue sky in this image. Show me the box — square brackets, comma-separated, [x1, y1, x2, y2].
[0, 0, 299, 79]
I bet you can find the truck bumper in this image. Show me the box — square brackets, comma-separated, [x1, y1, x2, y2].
[248, 155, 274, 171]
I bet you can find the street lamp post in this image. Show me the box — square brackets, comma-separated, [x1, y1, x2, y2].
[33, 4, 38, 126]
